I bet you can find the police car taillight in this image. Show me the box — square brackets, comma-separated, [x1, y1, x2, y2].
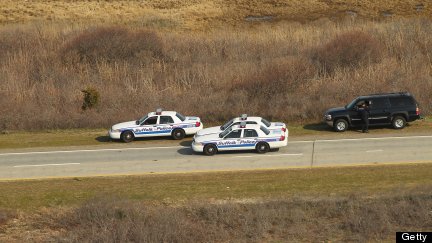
[195, 121, 201, 127]
[240, 114, 247, 120]
[280, 135, 285, 141]
[156, 108, 162, 115]
[281, 127, 286, 132]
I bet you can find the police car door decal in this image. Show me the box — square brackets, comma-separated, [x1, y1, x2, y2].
[156, 116, 174, 134]
[217, 129, 242, 149]
[240, 129, 258, 147]
[134, 116, 158, 136]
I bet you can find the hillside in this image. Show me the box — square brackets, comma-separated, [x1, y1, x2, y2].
[0, 0, 430, 29]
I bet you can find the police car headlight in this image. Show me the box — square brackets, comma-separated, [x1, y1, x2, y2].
[111, 128, 121, 133]
[193, 141, 202, 146]
[325, 114, 332, 120]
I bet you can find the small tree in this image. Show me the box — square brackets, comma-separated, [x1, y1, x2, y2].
[81, 87, 100, 110]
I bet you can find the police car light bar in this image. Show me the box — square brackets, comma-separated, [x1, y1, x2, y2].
[240, 121, 247, 128]
[156, 108, 162, 115]
[241, 114, 248, 120]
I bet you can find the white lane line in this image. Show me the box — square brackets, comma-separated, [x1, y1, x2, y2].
[316, 135, 432, 142]
[366, 149, 384, 153]
[0, 146, 184, 156]
[1, 135, 431, 157]
[13, 163, 81, 168]
[233, 153, 303, 158]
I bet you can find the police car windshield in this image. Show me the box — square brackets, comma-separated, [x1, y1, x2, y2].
[137, 115, 148, 125]
[221, 119, 234, 130]
[219, 127, 232, 138]
[176, 113, 186, 122]
[261, 118, 271, 127]
[260, 126, 270, 135]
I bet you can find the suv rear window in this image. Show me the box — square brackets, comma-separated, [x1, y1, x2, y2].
[389, 97, 415, 107]
[369, 97, 389, 109]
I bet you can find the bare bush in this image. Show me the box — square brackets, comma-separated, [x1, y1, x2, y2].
[312, 30, 384, 73]
[0, 19, 431, 130]
[0, 208, 17, 226]
[60, 26, 164, 64]
[39, 189, 432, 242]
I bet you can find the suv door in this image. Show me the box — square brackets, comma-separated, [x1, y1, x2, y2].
[348, 99, 365, 126]
[368, 97, 391, 125]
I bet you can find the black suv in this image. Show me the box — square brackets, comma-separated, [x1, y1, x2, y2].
[324, 92, 421, 132]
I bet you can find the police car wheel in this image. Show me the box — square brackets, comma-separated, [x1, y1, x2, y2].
[256, 142, 270, 154]
[204, 144, 217, 156]
[172, 129, 185, 140]
[333, 119, 348, 132]
[392, 116, 406, 129]
[120, 131, 134, 143]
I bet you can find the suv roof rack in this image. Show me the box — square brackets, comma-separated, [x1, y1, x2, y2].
[365, 92, 410, 96]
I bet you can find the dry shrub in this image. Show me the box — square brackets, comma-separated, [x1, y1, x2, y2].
[39, 188, 432, 242]
[0, 19, 431, 130]
[232, 57, 316, 99]
[61, 26, 164, 64]
[312, 30, 384, 73]
[0, 208, 17, 226]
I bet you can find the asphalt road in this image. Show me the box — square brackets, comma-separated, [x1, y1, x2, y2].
[0, 135, 431, 179]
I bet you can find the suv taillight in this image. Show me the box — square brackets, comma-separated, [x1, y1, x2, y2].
[196, 121, 201, 127]
[281, 127, 286, 132]
[280, 135, 285, 141]
[416, 106, 420, 116]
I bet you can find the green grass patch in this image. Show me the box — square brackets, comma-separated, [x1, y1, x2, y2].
[1, 163, 431, 211]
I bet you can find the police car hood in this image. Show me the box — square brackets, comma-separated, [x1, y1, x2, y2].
[112, 121, 137, 130]
[194, 133, 220, 143]
[196, 126, 222, 136]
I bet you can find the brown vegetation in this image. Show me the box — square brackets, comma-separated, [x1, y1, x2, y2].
[0, 0, 431, 28]
[0, 18, 431, 130]
[3, 188, 431, 242]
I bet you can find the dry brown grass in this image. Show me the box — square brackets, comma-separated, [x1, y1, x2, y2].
[2, 188, 431, 242]
[0, 0, 431, 29]
[0, 18, 431, 130]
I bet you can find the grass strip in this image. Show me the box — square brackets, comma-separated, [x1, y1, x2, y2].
[0, 163, 431, 211]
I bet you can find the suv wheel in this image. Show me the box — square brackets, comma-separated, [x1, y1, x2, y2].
[256, 142, 270, 154]
[333, 119, 348, 132]
[204, 144, 217, 156]
[120, 131, 134, 143]
[392, 116, 406, 129]
[172, 129, 185, 140]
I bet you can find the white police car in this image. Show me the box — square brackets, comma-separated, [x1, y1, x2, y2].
[192, 122, 288, 155]
[109, 109, 203, 142]
[195, 114, 287, 137]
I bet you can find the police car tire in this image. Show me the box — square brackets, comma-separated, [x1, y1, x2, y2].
[204, 144, 217, 156]
[256, 142, 270, 154]
[333, 119, 348, 132]
[120, 131, 134, 143]
[172, 128, 185, 140]
[392, 116, 406, 129]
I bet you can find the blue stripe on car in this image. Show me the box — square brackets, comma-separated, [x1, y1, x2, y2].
[217, 144, 256, 148]
[135, 130, 171, 135]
